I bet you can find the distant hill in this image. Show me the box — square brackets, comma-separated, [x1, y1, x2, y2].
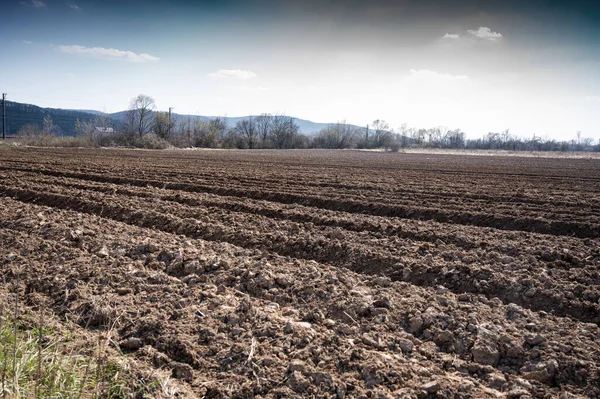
[70, 109, 107, 116]
[2, 100, 361, 136]
[2, 101, 103, 136]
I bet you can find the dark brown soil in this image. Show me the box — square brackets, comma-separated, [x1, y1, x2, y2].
[1, 147, 599, 398]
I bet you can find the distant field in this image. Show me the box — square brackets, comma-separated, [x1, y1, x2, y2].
[358, 147, 600, 159]
[0, 147, 599, 397]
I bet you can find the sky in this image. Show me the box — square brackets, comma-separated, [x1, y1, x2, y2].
[1, 0, 599, 140]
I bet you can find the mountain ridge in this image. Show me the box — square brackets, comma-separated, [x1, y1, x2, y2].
[1, 100, 361, 136]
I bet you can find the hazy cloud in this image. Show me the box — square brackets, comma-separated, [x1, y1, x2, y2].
[57, 45, 160, 63]
[67, 2, 81, 11]
[22, 40, 33, 45]
[467, 27, 503, 40]
[406, 69, 469, 82]
[236, 85, 270, 91]
[443, 33, 460, 40]
[208, 69, 257, 80]
[20, 0, 46, 8]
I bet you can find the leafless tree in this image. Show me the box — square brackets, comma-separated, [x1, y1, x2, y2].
[127, 94, 156, 137]
[42, 114, 54, 136]
[173, 118, 193, 147]
[75, 118, 93, 137]
[412, 128, 426, 145]
[208, 117, 228, 142]
[371, 119, 392, 148]
[500, 129, 512, 144]
[444, 129, 465, 148]
[314, 121, 358, 149]
[182, 117, 227, 148]
[18, 123, 41, 137]
[270, 114, 299, 149]
[255, 113, 273, 148]
[18, 121, 54, 146]
[235, 118, 257, 149]
[154, 111, 176, 140]
[397, 123, 410, 148]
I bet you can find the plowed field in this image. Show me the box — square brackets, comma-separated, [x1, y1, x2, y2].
[1, 147, 599, 398]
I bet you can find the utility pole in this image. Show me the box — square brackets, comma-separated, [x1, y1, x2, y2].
[168, 107, 173, 137]
[2, 93, 6, 140]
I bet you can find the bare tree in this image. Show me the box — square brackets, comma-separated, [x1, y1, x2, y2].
[76, 114, 116, 143]
[174, 118, 194, 147]
[371, 119, 391, 148]
[208, 117, 228, 147]
[75, 118, 93, 137]
[127, 94, 156, 137]
[42, 114, 54, 136]
[18, 121, 54, 146]
[397, 123, 410, 148]
[255, 113, 273, 148]
[235, 118, 257, 149]
[154, 111, 175, 140]
[314, 121, 358, 149]
[270, 114, 299, 149]
[411, 128, 426, 145]
[18, 123, 41, 137]
[181, 117, 228, 148]
[445, 129, 465, 148]
[362, 125, 370, 149]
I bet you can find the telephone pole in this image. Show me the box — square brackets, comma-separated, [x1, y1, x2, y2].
[2, 93, 6, 140]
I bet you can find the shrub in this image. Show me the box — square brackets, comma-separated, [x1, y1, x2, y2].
[17, 124, 56, 147]
[137, 133, 172, 150]
[388, 141, 401, 152]
[53, 136, 97, 148]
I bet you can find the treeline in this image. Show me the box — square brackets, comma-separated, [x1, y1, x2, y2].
[462, 130, 600, 152]
[15, 94, 600, 152]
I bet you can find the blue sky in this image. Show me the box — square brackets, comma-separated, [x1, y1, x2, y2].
[1, 0, 599, 140]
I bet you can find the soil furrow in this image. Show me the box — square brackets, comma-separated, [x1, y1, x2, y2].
[2, 147, 600, 398]
[2, 197, 599, 397]
[13, 173, 600, 264]
[2, 184, 599, 325]
[1, 166, 598, 238]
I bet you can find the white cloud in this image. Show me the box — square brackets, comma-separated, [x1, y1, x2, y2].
[405, 69, 469, 82]
[20, 0, 46, 8]
[67, 2, 81, 11]
[236, 85, 270, 91]
[442, 33, 460, 40]
[467, 27, 503, 40]
[22, 40, 33, 45]
[585, 95, 600, 102]
[57, 45, 160, 63]
[208, 69, 257, 80]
